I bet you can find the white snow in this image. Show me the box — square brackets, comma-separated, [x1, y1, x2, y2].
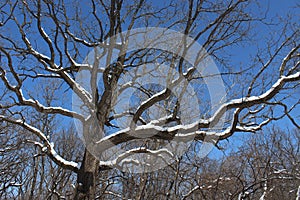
[137, 89, 167, 110]
[0, 115, 79, 170]
[18, 89, 84, 120]
[50, 147, 79, 169]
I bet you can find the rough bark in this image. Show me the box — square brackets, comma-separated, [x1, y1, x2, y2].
[74, 150, 99, 200]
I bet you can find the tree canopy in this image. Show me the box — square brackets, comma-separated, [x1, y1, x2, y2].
[0, 0, 299, 199]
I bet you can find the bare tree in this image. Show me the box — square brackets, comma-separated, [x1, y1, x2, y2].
[0, 0, 299, 199]
[0, 80, 82, 199]
[178, 127, 300, 200]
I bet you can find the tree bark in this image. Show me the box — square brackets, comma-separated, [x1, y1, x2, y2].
[74, 150, 99, 200]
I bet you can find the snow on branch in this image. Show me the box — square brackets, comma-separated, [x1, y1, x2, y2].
[0, 115, 79, 172]
[0, 69, 84, 120]
[99, 147, 174, 169]
[10, 19, 94, 109]
[208, 72, 300, 126]
[96, 72, 300, 152]
[182, 177, 232, 199]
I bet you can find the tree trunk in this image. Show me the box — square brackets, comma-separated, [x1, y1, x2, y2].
[74, 149, 99, 200]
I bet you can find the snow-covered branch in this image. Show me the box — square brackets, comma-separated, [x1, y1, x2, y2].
[0, 115, 79, 172]
[99, 147, 174, 169]
[96, 72, 300, 152]
[0, 68, 84, 121]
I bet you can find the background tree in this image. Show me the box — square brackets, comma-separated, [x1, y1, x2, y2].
[0, 0, 299, 199]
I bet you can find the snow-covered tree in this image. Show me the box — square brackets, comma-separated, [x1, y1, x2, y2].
[0, 0, 299, 199]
